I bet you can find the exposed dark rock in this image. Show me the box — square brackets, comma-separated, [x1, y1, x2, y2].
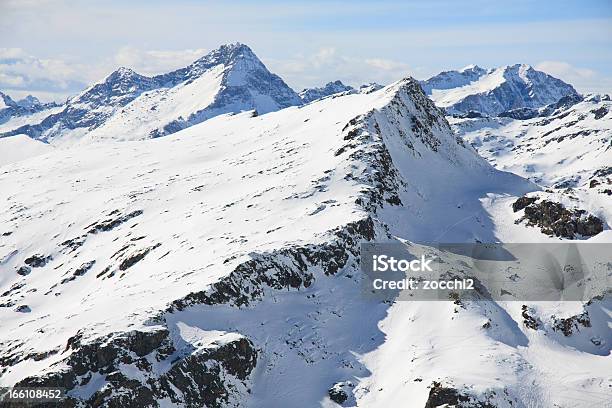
[328, 383, 348, 404]
[553, 177, 579, 189]
[16, 266, 32, 276]
[593, 166, 612, 178]
[462, 110, 487, 119]
[60, 235, 87, 253]
[552, 310, 591, 336]
[499, 107, 539, 120]
[519, 200, 603, 238]
[1, 282, 25, 298]
[88, 210, 143, 234]
[119, 243, 161, 271]
[73, 261, 96, 277]
[424, 381, 496, 408]
[591, 106, 608, 120]
[14, 328, 257, 408]
[538, 94, 583, 117]
[300, 80, 355, 103]
[61, 261, 97, 284]
[14, 305, 31, 313]
[511, 196, 538, 212]
[589, 179, 600, 188]
[167, 217, 374, 311]
[24, 254, 53, 268]
[521, 305, 542, 330]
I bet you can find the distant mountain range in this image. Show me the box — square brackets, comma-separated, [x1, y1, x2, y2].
[2, 43, 302, 143]
[0, 91, 59, 123]
[298, 80, 383, 103]
[420, 63, 580, 116]
[299, 80, 355, 103]
[0, 47, 588, 144]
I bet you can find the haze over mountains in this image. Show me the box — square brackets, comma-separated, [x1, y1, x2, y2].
[0, 43, 610, 407]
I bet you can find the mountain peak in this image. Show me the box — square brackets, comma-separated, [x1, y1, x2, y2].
[425, 64, 580, 116]
[0, 91, 16, 109]
[15, 95, 41, 108]
[3, 42, 302, 142]
[105, 67, 145, 82]
[502, 63, 534, 74]
[459, 64, 486, 74]
[299, 80, 355, 103]
[191, 42, 260, 70]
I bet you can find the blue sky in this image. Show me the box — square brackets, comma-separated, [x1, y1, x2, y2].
[1, 0, 611, 101]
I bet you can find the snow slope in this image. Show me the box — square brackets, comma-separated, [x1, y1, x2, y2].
[423, 64, 579, 116]
[0, 134, 53, 167]
[0, 78, 609, 407]
[1, 43, 302, 144]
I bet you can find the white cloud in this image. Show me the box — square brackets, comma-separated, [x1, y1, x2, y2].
[0, 48, 28, 59]
[365, 58, 411, 72]
[113, 47, 207, 76]
[267, 48, 415, 91]
[536, 61, 612, 94]
[0, 47, 97, 102]
[0, 72, 25, 87]
[0, 47, 209, 102]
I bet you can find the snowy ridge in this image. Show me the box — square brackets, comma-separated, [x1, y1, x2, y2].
[424, 64, 580, 117]
[299, 81, 384, 104]
[299, 80, 355, 103]
[0, 134, 53, 167]
[1, 43, 302, 144]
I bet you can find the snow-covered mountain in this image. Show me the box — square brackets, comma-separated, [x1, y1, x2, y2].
[419, 65, 487, 94]
[423, 64, 610, 240]
[2, 74, 610, 407]
[299, 80, 355, 103]
[452, 94, 611, 188]
[1, 43, 302, 144]
[450, 92, 611, 243]
[422, 64, 580, 117]
[0, 91, 59, 124]
[299, 81, 384, 104]
[0, 41, 610, 408]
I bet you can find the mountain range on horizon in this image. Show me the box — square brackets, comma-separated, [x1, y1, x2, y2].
[0, 42, 601, 146]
